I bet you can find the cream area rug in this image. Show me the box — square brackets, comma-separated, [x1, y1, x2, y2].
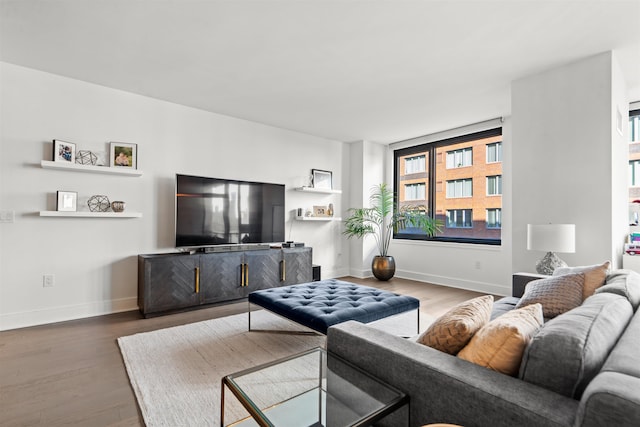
[118, 309, 422, 427]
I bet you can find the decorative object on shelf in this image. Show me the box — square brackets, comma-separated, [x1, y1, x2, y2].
[327, 203, 334, 217]
[110, 142, 137, 169]
[75, 150, 98, 165]
[56, 191, 77, 212]
[527, 223, 576, 274]
[87, 195, 111, 212]
[343, 183, 442, 281]
[111, 200, 126, 213]
[312, 169, 332, 190]
[313, 205, 329, 217]
[52, 139, 76, 163]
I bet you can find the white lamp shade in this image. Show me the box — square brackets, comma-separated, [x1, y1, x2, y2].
[527, 224, 576, 253]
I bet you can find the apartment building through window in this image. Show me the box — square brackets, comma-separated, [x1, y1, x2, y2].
[394, 126, 502, 244]
[629, 108, 640, 203]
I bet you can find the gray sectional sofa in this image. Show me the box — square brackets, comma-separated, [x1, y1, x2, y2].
[326, 270, 640, 427]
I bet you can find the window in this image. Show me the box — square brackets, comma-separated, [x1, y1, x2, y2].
[446, 209, 472, 228]
[631, 111, 640, 143]
[630, 160, 640, 187]
[487, 142, 502, 163]
[446, 147, 472, 168]
[487, 175, 502, 195]
[405, 183, 426, 200]
[487, 208, 502, 229]
[446, 179, 472, 198]
[405, 155, 426, 174]
[394, 127, 502, 244]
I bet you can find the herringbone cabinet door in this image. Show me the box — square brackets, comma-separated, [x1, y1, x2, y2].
[282, 248, 312, 285]
[143, 255, 199, 313]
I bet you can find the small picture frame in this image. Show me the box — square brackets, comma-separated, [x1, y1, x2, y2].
[56, 191, 78, 212]
[312, 169, 332, 190]
[110, 142, 137, 169]
[313, 205, 328, 217]
[53, 140, 76, 163]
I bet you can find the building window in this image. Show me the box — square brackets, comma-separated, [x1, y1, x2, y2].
[405, 183, 426, 201]
[446, 209, 472, 228]
[405, 155, 426, 174]
[487, 175, 502, 195]
[487, 142, 502, 163]
[631, 111, 640, 143]
[394, 127, 502, 244]
[487, 208, 502, 229]
[446, 179, 472, 198]
[630, 160, 640, 187]
[446, 147, 472, 168]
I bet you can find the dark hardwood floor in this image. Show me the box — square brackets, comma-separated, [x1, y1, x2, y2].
[0, 276, 488, 427]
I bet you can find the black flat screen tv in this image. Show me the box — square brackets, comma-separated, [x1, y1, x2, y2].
[175, 174, 285, 248]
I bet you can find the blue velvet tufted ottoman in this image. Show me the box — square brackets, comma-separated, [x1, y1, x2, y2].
[248, 278, 420, 334]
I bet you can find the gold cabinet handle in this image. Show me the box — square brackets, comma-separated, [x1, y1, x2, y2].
[244, 264, 249, 287]
[281, 259, 286, 282]
[240, 263, 245, 287]
[195, 267, 200, 293]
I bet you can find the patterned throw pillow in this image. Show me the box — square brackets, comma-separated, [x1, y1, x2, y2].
[458, 303, 544, 376]
[515, 272, 584, 318]
[553, 261, 610, 300]
[416, 295, 493, 354]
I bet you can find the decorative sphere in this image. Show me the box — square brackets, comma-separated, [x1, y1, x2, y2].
[87, 195, 111, 212]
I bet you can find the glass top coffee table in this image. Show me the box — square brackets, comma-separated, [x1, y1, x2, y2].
[221, 347, 408, 427]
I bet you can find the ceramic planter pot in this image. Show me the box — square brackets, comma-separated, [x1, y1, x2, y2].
[372, 255, 396, 281]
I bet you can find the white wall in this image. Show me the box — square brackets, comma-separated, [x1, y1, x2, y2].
[512, 51, 628, 272]
[0, 62, 348, 330]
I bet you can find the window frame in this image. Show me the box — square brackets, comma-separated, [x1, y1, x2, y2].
[404, 182, 426, 201]
[393, 127, 502, 245]
[404, 154, 426, 174]
[486, 141, 503, 163]
[486, 208, 502, 229]
[486, 175, 502, 196]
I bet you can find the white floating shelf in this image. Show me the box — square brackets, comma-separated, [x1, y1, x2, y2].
[39, 211, 142, 218]
[295, 216, 341, 221]
[41, 160, 143, 176]
[294, 187, 342, 194]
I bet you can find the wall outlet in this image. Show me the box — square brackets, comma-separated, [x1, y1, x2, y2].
[0, 210, 15, 223]
[43, 274, 55, 287]
[474, 261, 482, 270]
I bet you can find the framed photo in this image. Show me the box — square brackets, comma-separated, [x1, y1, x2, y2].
[312, 169, 332, 190]
[53, 140, 76, 163]
[313, 205, 328, 217]
[110, 142, 137, 169]
[56, 191, 77, 212]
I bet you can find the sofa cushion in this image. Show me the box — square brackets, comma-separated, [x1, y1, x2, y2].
[595, 269, 640, 311]
[416, 295, 493, 354]
[553, 261, 610, 300]
[457, 303, 543, 376]
[491, 296, 519, 320]
[519, 293, 633, 399]
[515, 272, 584, 318]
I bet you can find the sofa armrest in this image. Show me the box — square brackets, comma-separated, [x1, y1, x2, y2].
[576, 372, 640, 427]
[512, 272, 547, 297]
[327, 321, 578, 427]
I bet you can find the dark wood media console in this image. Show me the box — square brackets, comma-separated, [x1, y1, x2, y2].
[138, 247, 312, 317]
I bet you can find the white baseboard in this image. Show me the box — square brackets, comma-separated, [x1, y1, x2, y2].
[0, 297, 139, 331]
[395, 269, 510, 296]
[322, 267, 351, 279]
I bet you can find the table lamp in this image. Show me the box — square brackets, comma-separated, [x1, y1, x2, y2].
[527, 224, 576, 274]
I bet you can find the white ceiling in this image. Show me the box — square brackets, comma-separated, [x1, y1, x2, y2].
[1, 0, 639, 143]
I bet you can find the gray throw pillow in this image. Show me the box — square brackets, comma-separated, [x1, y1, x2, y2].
[515, 272, 584, 318]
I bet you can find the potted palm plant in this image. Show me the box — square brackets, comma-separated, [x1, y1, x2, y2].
[343, 183, 441, 281]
